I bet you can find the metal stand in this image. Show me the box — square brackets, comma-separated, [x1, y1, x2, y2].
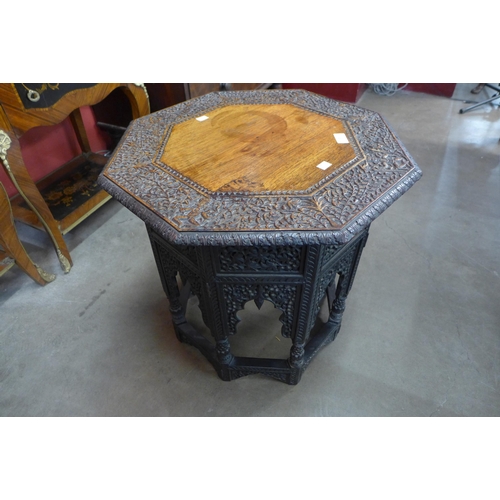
[459, 84, 500, 114]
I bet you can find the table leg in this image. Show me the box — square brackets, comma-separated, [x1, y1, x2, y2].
[0, 128, 72, 273]
[147, 226, 369, 385]
[0, 181, 55, 285]
[148, 232, 187, 336]
[326, 230, 368, 336]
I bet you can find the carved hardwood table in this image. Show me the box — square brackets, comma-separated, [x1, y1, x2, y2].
[99, 90, 422, 384]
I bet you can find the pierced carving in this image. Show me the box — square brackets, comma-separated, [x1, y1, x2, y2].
[222, 283, 297, 337]
[147, 224, 370, 384]
[152, 242, 185, 323]
[322, 244, 342, 266]
[219, 245, 302, 273]
[176, 245, 199, 266]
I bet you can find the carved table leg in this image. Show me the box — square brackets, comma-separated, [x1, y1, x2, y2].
[148, 233, 186, 338]
[0, 181, 55, 285]
[147, 226, 370, 385]
[195, 248, 236, 371]
[287, 245, 322, 379]
[327, 231, 368, 334]
[148, 227, 236, 376]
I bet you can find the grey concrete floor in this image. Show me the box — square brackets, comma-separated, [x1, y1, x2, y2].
[1, 84, 499, 416]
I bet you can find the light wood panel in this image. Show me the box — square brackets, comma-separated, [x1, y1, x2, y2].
[161, 104, 356, 193]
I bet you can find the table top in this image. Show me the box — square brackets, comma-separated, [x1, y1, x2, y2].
[99, 90, 422, 246]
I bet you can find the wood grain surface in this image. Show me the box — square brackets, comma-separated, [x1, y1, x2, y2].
[0, 180, 51, 285]
[0, 83, 149, 134]
[161, 104, 356, 193]
[99, 89, 422, 246]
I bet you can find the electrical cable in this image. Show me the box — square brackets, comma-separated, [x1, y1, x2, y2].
[370, 83, 408, 96]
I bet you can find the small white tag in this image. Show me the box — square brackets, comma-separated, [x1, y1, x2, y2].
[334, 133, 349, 144]
[196, 115, 209, 121]
[317, 161, 332, 170]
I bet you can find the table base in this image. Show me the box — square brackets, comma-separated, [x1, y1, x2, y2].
[147, 226, 369, 385]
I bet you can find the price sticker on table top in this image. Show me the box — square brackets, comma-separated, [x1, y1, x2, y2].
[334, 133, 349, 144]
[316, 161, 332, 170]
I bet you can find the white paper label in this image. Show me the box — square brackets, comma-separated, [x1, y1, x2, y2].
[196, 115, 209, 122]
[317, 161, 332, 170]
[334, 133, 349, 143]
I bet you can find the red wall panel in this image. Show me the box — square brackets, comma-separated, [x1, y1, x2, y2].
[0, 106, 109, 198]
[281, 83, 368, 103]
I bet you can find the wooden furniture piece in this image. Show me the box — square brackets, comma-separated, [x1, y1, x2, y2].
[0, 83, 150, 273]
[99, 89, 422, 384]
[146, 83, 278, 112]
[0, 137, 55, 285]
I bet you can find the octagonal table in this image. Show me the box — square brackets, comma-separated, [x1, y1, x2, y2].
[99, 90, 422, 385]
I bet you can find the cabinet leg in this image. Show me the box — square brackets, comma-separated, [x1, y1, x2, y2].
[0, 181, 55, 285]
[0, 129, 72, 273]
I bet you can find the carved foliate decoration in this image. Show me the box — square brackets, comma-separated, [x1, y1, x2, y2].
[176, 245, 199, 266]
[219, 245, 302, 273]
[148, 221, 370, 384]
[322, 244, 342, 266]
[222, 283, 297, 337]
[99, 90, 422, 247]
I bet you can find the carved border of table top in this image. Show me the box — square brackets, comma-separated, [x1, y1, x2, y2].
[99, 89, 422, 246]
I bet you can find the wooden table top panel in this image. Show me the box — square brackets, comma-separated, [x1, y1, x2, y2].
[99, 90, 422, 247]
[161, 104, 356, 193]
